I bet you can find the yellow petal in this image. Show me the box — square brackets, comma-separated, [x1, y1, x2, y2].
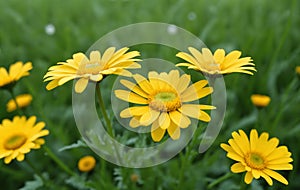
[261, 171, 273, 186]
[4, 156, 13, 164]
[223, 50, 242, 64]
[115, 90, 148, 104]
[46, 80, 59, 90]
[9, 61, 22, 79]
[213, 49, 225, 64]
[89, 51, 101, 62]
[263, 169, 288, 185]
[58, 76, 77, 85]
[231, 163, 246, 173]
[139, 109, 160, 126]
[176, 52, 199, 66]
[188, 47, 205, 65]
[267, 146, 291, 161]
[90, 74, 103, 82]
[252, 169, 261, 179]
[176, 74, 190, 93]
[101, 47, 116, 64]
[267, 157, 293, 165]
[120, 79, 148, 98]
[151, 120, 166, 142]
[169, 111, 191, 128]
[168, 70, 180, 87]
[75, 78, 89, 93]
[258, 136, 278, 157]
[228, 139, 245, 158]
[235, 130, 250, 153]
[227, 152, 245, 162]
[158, 112, 171, 129]
[111, 69, 132, 77]
[267, 164, 293, 170]
[167, 121, 180, 140]
[107, 47, 129, 65]
[120, 106, 149, 118]
[129, 117, 141, 128]
[16, 154, 25, 161]
[244, 171, 253, 184]
[220, 143, 233, 153]
[178, 104, 212, 122]
[73, 53, 89, 65]
[133, 74, 153, 94]
[250, 129, 260, 151]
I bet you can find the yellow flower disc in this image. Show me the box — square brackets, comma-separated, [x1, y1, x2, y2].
[78, 155, 96, 172]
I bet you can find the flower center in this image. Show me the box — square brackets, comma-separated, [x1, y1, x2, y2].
[78, 62, 102, 75]
[149, 91, 181, 112]
[4, 134, 27, 150]
[245, 153, 265, 170]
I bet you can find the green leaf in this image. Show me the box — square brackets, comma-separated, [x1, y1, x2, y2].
[65, 175, 94, 190]
[19, 175, 43, 190]
[59, 140, 87, 152]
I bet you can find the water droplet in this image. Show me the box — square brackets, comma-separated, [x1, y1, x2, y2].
[45, 24, 56, 35]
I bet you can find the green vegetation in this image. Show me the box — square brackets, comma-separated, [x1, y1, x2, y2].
[0, 0, 299, 189]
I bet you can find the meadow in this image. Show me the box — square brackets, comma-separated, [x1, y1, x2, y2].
[0, 0, 300, 189]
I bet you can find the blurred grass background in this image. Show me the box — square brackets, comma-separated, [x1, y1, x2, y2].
[0, 0, 300, 189]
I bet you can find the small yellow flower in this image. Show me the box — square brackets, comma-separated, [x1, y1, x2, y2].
[130, 174, 139, 183]
[221, 129, 293, 186]
[78, 155, 96, 172]
[295, 66, 300, 74]
[0, 116, 49, 164]
[43, 47, 141, 93]
[0, 61, 32, 89]
[176, 47, 256, 75]
[6, 94, 33, 112]
[251, 94, 271, 107]
[115, 70, 215, 142]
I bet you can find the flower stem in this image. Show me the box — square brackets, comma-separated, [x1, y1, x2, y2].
[207, 173, 233, 189]
[177, 152, 189, 190]
[96, 83, 113, 137]
[8, 88, 23, 115]
[43, 145, 75, 176]
[95, 82, 122, 165]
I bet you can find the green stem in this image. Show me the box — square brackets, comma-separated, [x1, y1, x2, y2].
[8, 89, 23, 115]
[239, 174, 248, 190]
[177, 152, 189, 190]
[96, 83, 113, 137]
[95, 82, 123, 165]
[207, 173, 233, 189]
[177, 123, 205, 190]
[43, 145, 75, 176]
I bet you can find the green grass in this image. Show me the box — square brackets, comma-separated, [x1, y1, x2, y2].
[1, 0, 300, 189]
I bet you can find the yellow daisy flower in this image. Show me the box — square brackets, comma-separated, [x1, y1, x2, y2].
[0, 116, 49, 164]
[251, 94, 271, 108]
[176, 47, 256, 75]
[43, 47, 141, 93]
[78, 155, 96, 172]
[0, 61, 32, 89]
[115, 70, 215, 142]
[6, 94, 33, 112]
[221, 129, 293, 186]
